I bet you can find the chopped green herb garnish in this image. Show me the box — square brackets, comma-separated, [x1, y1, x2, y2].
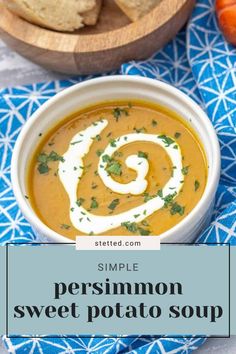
[121, 222, 138, 233]
[102, 152, 123, 176]
[108, 198, 120, 211]
[138, 227, 151, 236]
[156, 189, 185, 216]
[144, 188, 163, 202]
[174, 132, 181, 139]
[109, 139, 117, 147]
[141, 220, 149, 227]
[95, 134, 101, 141]
[113, 107, 129, 122]
[107, 160, 122, 176]
[152, 120, 157, 127]
[134, 127, 147, 133]
[60, 224, 70, 230]
[182, 166, 189, 175]
[138, 151, 148, 159]
[37, 151, 64, 175]
[70, 140, 82, 145]
[92, 182, 98, 189]
[157, 189, 163, 198]
[24, 195, 29, 199]
[76, 198, 85, 207]
[121, 221, 150, 235]
[143, 192, 154, 203]
[170, 202, 185, 216]
[96, 149, 104, 157]
[194, 180, 200, 191]
[38, 163, 49, 174]
[37, 153, 48, 164]
[90, 197, 98, 209]
[48, 151, 64, 162]
[163, 192, 177, 208]
[102, 154, 112, 163]
[114, 151, 123, 158]
[158, 135, 175, 147]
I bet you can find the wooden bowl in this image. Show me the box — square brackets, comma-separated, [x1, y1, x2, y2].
[0, 0, 195, 75]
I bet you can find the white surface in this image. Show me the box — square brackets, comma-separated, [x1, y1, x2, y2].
[0, 40, 235, 354]
[0, 39, 65, 88]
[0, 338, 8, 353]
[196, 337, 236, 353]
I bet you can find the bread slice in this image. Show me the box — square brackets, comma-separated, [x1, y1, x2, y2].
[83, 0, 103, 26]
[115, 0, 160, 21]
[1, 0, 102, 31]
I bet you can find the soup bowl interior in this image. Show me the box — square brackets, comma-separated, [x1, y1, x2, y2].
[11, 76, 221, 243]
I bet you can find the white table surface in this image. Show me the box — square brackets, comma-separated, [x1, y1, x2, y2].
[0, 40, 65, 88]
[0, 39, 235, 354]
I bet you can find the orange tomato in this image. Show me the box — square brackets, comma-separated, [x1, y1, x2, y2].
[216, 0, 236, 45]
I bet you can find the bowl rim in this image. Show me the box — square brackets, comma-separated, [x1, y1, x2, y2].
[11, 75, 221, 243]
[0, 0, 193, 52]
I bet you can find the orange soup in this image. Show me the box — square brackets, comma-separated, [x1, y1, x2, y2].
[27, 100, 207, 239]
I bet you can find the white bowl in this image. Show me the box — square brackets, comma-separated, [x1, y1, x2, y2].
[11, 76, 221, 243]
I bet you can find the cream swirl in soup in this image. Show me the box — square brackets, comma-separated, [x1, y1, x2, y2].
[58, 119, 184, 234]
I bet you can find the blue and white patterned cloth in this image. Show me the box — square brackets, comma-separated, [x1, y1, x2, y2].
[0, 0, 236, 352]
